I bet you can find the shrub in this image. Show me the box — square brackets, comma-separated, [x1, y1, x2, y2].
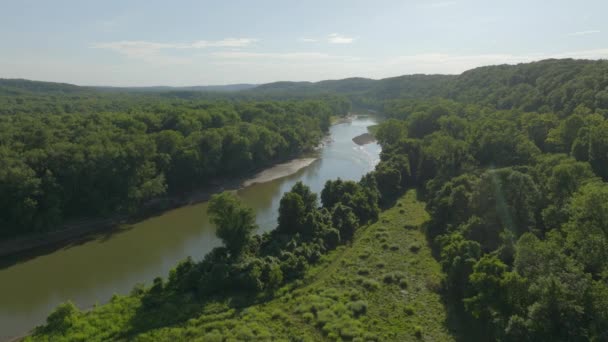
[414, 325, 423, 338]
[358, 277, 380, 291]
[302, 312, 315, 322]
[357, 268, 370, 276]
[347, 300, 368, 317]
[383, 271, 407, 284]
[43, 301, 79, 333]
[203, 330, 224, 342]
[317, 309, 337, 326]
[404, 305, 415, 315]
[322, 228, 341, 250]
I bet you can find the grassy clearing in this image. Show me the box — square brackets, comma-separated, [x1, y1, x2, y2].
[28, 190, 453, 341]
[130, 190, 453, 341]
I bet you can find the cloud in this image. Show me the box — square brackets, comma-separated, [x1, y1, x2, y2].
[186, 38, 258, 48]
[426, 1, 458, 8]
[73, 45, 608, 85]
[92, 38, 257, 64]
[379, 49, 608, 76]
[567, 30, 600, 37]
[210, 51, 361, 62]
[299, 38, 318, 43]
[328, 33, 355, 44]
[93, 38, 254, 54]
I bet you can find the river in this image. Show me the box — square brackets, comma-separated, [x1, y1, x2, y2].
[0, 115, 381, 340]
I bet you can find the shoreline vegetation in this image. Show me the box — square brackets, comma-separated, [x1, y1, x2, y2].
[1, 112, 370, 259]
[0, 118, 352, 259]
[0, 96, 353, 258]
[0, 156, 316, 259]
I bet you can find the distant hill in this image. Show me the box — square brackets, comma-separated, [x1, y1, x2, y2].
[3, 58, 607, 114]
[0, 78, 87, 95]
[92, 83, 258, 93]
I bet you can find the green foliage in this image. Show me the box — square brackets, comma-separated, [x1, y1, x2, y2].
[41, 301, 79, 334]
[277, 185, 310, 235]
[371, 65, 608, 340]
[321, 178, 379, 223]
[331, 203, 359, 240]
[563, 183, 608, 274]
[0, 97, 337, 239]
[208, 192, 258, 258]
[22, 58, 608, 341]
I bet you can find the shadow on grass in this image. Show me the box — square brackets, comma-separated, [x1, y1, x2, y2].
[124, 286, 276, 338]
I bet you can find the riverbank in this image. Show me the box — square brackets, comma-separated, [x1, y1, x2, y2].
[0, 114, 382, 342]
[0, 156, 320, 260]
[331, 113, 356, 125]
[243, 158, 317, 187]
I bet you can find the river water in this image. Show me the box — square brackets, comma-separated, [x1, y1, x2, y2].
[0, 116, 381, 340]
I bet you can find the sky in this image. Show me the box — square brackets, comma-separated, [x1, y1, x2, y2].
[1, 0, 607, 86]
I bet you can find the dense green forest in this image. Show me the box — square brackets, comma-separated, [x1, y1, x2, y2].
[11, 58, 608, 340]
[0, 90, 350, 238]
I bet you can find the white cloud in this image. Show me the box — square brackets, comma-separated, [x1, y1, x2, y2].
[92, 38, 257, 65]
[378, 49, 608, 76]
[52, 46, 608, 85]
[211, 51, 361, 62]
[186, 38, 258, 48]
[328, 33, 355, 44]
[567, 30, 600, 37]
[93, 38, 253, 55]
[299, 38, 318, 43]
[426, 1, 457, 8]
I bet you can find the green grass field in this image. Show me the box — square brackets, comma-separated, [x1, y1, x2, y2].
[28, 190, 454, 341]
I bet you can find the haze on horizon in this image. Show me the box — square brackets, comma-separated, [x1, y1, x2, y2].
[1, 0, 607, 87]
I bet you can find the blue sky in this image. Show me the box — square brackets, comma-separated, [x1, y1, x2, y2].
[1, 0, 607, 86]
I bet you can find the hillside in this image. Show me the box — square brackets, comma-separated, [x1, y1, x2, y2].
[7, 58, 608, 341]
[25, 190, 455, 341]
[4, 58, 607, 116]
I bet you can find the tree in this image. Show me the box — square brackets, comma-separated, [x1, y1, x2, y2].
[331, 203, 359, 240]
[437, 232, 481, 299]
[374, 163, 401, 201]
[208, 192, 258, 258]
[563, 183, 608, 275]
[277, 191, 307, 235]
[464, 254, 526, 338]
[471, 168, 540, 246]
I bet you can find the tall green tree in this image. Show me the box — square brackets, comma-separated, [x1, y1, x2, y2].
[208, 192, 258, 258]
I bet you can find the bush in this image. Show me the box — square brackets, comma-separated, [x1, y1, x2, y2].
[357, 268, 370, 276]
[322, 227, 341, 250]
[357, 277, 380, 291]
[43, 301, 79, 333]
[404, 305, 415, 315]
[414, 325, 423, 338]
[203, 330, 224, 342]
[347, 300, 368, 317]
[383, 271, 407, 284]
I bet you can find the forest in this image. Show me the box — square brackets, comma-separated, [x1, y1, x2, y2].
[9, 58, 608, 340]
[0, 91, 349, 239]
